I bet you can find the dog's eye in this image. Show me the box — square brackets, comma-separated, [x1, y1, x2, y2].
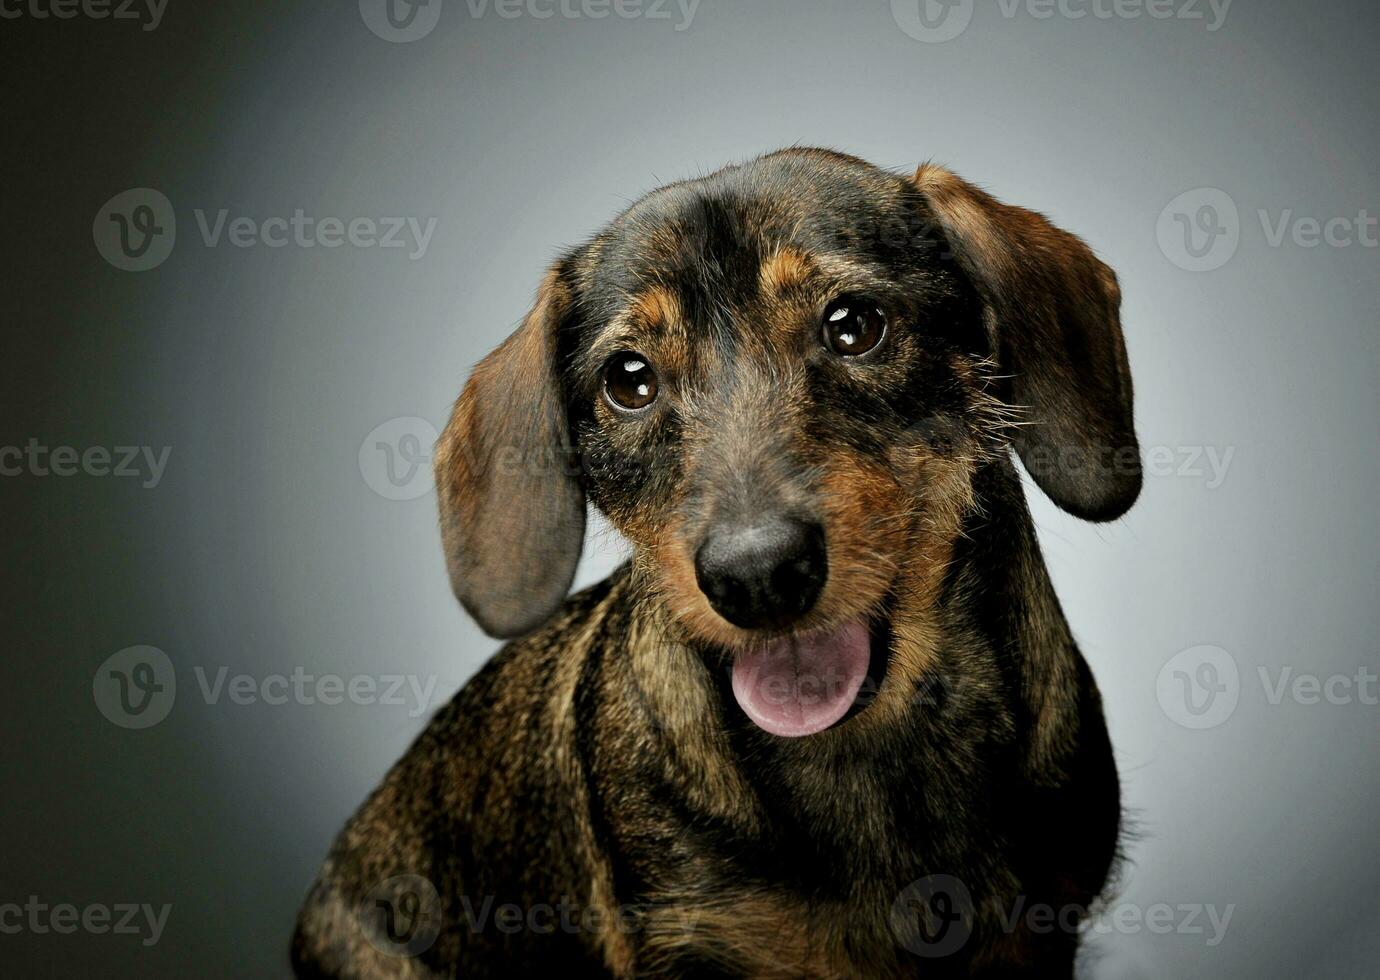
[604, 352, 659, 411]
[822, 297, 887, 357]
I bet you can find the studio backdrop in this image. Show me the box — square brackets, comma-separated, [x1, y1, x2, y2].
[3, 1, 1377, 976]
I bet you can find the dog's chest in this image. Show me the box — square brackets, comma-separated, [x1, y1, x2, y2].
[615, 754, 1013, 978]
[632, 881, 926, 980]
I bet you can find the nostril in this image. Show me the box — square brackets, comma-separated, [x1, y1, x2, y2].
[771, 524, 827, 599]
[694, 518, 828, 630]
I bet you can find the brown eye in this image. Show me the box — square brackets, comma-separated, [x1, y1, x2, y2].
[822, 296, 887, 356]
[604, 352, 659, 411]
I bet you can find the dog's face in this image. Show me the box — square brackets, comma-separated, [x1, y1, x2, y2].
[564, 157, 995, 650]
[436, 150, 1140, 733]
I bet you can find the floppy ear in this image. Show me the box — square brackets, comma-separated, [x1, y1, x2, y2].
[434, 263, 585, 638]
[914, 164, 1142, 521]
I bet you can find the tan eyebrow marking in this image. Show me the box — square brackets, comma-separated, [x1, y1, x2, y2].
[585, 285, 691, 384]
[629, 285, 683, 330]
[758, 247, 816, 296]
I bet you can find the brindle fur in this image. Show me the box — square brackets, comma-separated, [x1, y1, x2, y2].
[293, 149, 1140, 978]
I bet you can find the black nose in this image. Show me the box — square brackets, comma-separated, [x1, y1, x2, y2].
[694, 518, 828, 630]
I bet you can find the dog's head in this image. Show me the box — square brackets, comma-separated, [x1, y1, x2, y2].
[436, 149, 1139, 733]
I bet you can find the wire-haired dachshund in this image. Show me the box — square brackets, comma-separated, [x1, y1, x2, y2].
[293, 148, 1141, 978]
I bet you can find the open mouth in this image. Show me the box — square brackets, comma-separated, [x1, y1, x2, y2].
[727, 611, 893, 738]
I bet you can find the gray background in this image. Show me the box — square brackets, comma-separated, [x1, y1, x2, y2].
[3, 0, 1377, 976]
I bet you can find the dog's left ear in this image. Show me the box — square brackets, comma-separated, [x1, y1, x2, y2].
[434, 262, 586, 638]
[913, 164, 1142, 521]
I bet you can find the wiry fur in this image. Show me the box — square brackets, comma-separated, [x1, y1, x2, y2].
[293, 149, 1140, 978]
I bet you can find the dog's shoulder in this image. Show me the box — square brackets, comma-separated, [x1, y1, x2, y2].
[326, 565, 630, 847]
[291, 570, 631, 977]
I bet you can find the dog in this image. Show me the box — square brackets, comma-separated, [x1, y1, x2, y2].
[292, 148, 1141, 978]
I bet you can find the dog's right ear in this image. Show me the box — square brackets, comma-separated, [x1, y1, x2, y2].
[434, 262, 586, 638]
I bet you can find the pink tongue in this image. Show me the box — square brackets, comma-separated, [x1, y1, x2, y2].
[730, 622, 871, 737]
